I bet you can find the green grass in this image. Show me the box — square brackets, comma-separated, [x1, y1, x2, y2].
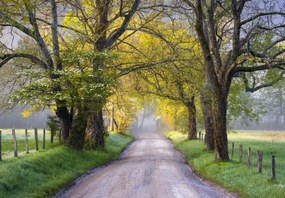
[167, 131, 285, 198]
[1, 129, 57, 158]
[0, 132, 134, 198]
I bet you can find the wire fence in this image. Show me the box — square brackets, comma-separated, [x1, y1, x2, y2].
[0, 129, 56, 161]
[228, 141, 285, 180]
[197, 131, 285, 181]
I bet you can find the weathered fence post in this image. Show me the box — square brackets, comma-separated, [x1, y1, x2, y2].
[257, 151, 263, 173]
[12, 129, 18, 157]
[239, 144, 243, 162]
[25, 129, 29, 154]
[34, 128, 39, 151]
[42, 128, 46, 149]
[0, 130, 2, 161]
[272, 155, 276, 180]
[201, 133, 204, 143]
[199, 132, 201, 141]
[247, 147, 252, 169]
[231, 142, 234, 160]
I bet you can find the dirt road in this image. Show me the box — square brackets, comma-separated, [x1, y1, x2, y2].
[57, 130, 237, 198]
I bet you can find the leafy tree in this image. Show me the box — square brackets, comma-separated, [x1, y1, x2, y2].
[0, 0, 75, 145]
[0, 0, 142, 149]
[121, 18, 205, 140]
[105, 76, 141, 133]
[228, 78, 266, 126]
[182, 0, 285, 160]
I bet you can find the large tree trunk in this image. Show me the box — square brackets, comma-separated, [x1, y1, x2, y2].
[56, 106, 71, 144]
[213, 92, 229, 160]
[186, 97, 197, 140]
[200, 87, 214, 151]
[85, 110, 105, 149]
[69, 109, 87, 150]
[94, 110, 105, 147]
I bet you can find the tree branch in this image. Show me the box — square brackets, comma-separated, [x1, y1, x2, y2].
[240, 12, 285, 27]
[242, 71, 284, 93]
[0, 53, 48, 69]
[115, 58, 181, 78]
[0, 10, 35, 38]
[51, 0, 62, 70]
[235, 62, 285, 73]
[23, 0, 54, 69]
[105, 0, 141, 48]
[35, 17, 90, 40]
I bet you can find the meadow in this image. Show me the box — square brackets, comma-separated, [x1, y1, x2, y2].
[168, 130, 285, 198]
[0, 129, 55, 159]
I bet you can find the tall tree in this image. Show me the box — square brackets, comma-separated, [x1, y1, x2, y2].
[0, 0, 144, 149]
[0, 0, 74, 144]
[124, 19, 204, 139]
[182, 0, 285, 160]
[62, 0, 142, 148]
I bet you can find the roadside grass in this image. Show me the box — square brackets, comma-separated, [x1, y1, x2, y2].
[0, 132, 134, 198]
[167, 131, 285, 198]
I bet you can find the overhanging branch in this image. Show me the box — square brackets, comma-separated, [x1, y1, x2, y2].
[0, 53, 48, 69]
[106, 0, 141, 48]
[242, 71, 284, 93]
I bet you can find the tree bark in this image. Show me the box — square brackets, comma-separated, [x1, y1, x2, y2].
[84, 0, 140, 148]
[94, 110, 105, 147]
[194, 0, 230, 160]
[69, 108, 87, 150]
[85, 110, 105, 149]
[186, 97, 197, 140]
[56, 106, 71, 144]
[81, 0, 110, 149]
[200, 87, 214, 151]
[213, 92, 229, 160]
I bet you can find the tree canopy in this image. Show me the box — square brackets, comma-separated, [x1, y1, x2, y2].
[0, 0, 284, 161]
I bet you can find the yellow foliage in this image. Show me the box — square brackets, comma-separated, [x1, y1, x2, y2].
[21, 110, 32, 118]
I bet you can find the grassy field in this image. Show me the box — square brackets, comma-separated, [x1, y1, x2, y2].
[0, 131, 134, 198]
[1, 129, 57, 159]
[167, 130, 285, 198]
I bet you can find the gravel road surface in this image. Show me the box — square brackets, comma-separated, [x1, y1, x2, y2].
[57, 130, 237, 198]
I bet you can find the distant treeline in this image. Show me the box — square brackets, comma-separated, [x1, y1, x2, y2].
[231, 117, 285, 131]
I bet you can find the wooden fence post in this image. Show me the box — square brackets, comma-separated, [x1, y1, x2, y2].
[239, 144, 243, 162]
[42, 128, 46, 149]
[0, 130, 2, 161]
[201, 133, 204, 143]
[231, 142, 234, 160]
[25, 129, 29, 154]
[272, 155, 276, 180]
[257, 151, 263, 173]
[248, 147, 252, 169]
[12, 129, 18, 157]
[199, 132, 201, 141]
[34, 128, 39, 151]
